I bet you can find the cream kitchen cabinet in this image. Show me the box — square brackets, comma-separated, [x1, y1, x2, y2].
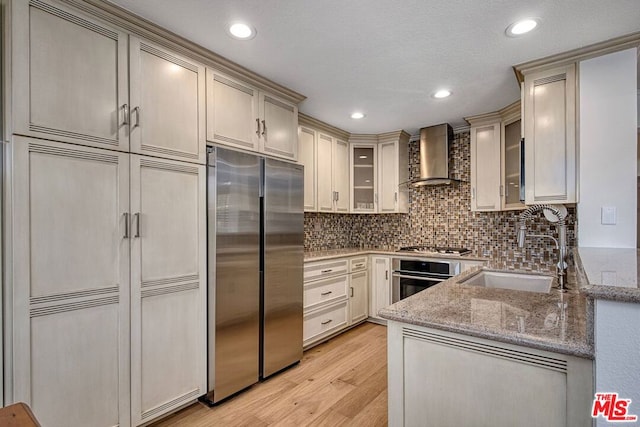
[13, 0, 207, 164]
[12, 137, 132, 427]
[11, 137, 207, 427]
[298, 126, 317, 211]
[129, 37, 206, 164]
[129, 156, 206, 426]
[207, 69, 298, 161]
[522, 64, 577, 204]
[467, 101, 525, 212]
[369, 256, 392, 322]
[388, 323, 593, 427]
[349, 257, 369, 324]
[299, 115, 350, 213]
[12, 0, 129, 151]
[349, 131, 409, 214]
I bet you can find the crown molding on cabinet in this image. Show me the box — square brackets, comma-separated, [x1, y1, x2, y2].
[349, 130, 410, 145]
[513, 30, 640, 84]
[298, 112, 351, 141]
[57, 0, 306, 104]
[465, 100, 520, 127]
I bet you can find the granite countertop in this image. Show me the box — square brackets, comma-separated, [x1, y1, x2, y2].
[304, 247, 488, 262]
[379, 267, 593, 359]
[576, 247, 640, 303]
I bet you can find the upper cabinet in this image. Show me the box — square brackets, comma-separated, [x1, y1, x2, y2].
[12, 0, 207, 164]
[522, 64, 577, 204]
[129, 37, 206, 164]
[467, 101, 525, 212]
[207, 69, 299, 161]
[12, 0, 130, 151]
[298, 114, 350, 213]
[350, 131, 410, 214]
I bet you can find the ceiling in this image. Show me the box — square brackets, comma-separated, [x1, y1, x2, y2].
[108, 0, 640, 136]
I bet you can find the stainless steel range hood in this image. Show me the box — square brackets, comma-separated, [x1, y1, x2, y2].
[412, 123, 459, 186]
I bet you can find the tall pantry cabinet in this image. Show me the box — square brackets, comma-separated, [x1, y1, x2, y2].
[9, 1, 206, 426]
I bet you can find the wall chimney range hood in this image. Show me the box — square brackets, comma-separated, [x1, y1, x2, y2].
[412, 123, 459, 186]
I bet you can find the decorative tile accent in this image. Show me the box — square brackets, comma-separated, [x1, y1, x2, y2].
[305, 131, 577, 272]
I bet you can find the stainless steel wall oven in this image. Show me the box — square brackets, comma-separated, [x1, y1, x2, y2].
[392, 258, 460, 303]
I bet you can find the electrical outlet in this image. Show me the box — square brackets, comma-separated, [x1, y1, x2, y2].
[601, 206, 617, 225]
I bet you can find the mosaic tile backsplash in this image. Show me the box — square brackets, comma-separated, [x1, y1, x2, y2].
[304, 131, 577, 272]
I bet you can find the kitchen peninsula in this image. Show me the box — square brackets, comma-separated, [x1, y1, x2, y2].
[380, 261, 594, 427]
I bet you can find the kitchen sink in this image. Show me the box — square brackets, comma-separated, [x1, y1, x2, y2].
[460, 270, 554, 293]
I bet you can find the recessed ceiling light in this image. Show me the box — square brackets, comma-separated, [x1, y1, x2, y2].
[505, 18, 539, 37]
[351, 112, 365, 119]
[433, 90, 452, 99]
[228, 22, 256, 40]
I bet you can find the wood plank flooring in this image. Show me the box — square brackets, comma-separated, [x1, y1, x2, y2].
[151, 322, 388, 427]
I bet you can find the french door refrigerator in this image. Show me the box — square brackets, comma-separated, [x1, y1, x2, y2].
[204, 146, 303, 404]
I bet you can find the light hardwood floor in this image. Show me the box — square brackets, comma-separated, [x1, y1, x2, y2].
[152, 322, 388, 427]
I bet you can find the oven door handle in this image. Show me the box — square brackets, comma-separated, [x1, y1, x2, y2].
[392, 273, 448, 282]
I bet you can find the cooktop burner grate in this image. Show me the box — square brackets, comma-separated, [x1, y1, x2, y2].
[397, 246, 471, 255]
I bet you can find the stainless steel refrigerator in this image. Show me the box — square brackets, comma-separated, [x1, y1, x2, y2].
[203, 146, 303, 404]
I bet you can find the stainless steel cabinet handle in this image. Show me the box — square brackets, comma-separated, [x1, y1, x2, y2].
[471, 187, 476, 200]
[321, 291, 332, 296]
[256, 118, 261, 136]
[121, 104, 129, 126]
[394, 192, 398, 202]
[336, 191, 339, 202]
[132, 106, 141, 128]
[321, 269, 333, 273]
[261, 120, 266, 136]
[385, 270, 388, 280]
[123, 212, 130, 238]
[375, 193, 378, 204]
[133, 212, 141, 238]
[355, 263, 364, 268]
[350, 287, 354, 297]
[321, 319, 332, 325]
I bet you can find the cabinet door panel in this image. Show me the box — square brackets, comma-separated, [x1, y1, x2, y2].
[379, 142, 397, 212]
[261, 94, 298, 160]
[370, 257, 390, 319]
[317, 134, 334, 212]
[130, 156, 206, 425]
[470, 123, 501, 211]
[334, 140, 350, 212]
[299, 127, 317, 211]
[13, 137, 130, 427]
[130, 37, 205, 164]
[349, 271, 368, 323]
[524, 65, 576, 204]
[207, 70, 259, 151]
[13, 0, 129, 150]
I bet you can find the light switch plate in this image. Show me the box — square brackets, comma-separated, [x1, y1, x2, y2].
[601, 206, 617, 225]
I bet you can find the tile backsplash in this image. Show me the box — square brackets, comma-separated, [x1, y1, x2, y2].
[304, 131, 577, 272]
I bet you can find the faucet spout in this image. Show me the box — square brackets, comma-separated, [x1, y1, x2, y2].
[516, 205, 568, 292]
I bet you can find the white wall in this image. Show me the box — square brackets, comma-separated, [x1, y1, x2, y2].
[578, 48, 637, 248]
[594, 299, 640, 426]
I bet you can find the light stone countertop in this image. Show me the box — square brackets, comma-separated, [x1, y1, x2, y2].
[304, 247, 489, 263]
[379, 267, 593, 359]
[576, 247, 640, 303]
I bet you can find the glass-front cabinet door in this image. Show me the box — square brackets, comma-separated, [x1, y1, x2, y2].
[502, 118, 524, 210]
[351, 144, 376, 213]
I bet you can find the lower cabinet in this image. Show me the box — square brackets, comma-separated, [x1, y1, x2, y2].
[11, 137, 206, 426]
[303, 256, 369, 348]
[370, 256, 391, 322]
[388, 322, 593, 427]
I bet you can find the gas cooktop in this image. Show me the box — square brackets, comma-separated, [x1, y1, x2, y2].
[396, 246, 471, 256]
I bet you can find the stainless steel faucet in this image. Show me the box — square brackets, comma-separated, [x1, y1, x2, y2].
[516, 204, 568, 291]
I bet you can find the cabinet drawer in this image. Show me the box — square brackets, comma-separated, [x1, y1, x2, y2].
[350, 256, 368, 272]
[304, 275, 348, 311]
[303, 301, 348, 344]
[304, 259, 348, 282]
